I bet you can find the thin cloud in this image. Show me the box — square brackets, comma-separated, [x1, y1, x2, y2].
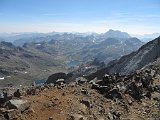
[43, 13, 65, 16]
[0, 16, 160, 35]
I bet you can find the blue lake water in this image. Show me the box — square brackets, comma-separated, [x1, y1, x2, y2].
[67, 60, 80, 67]
[34, 79, 46, 85]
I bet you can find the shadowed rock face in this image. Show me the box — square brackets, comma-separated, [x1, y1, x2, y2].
[45, 72, 67, 84]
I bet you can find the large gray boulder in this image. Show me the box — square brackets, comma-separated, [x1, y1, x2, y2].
[0, 114, 6, 120]
[6, 99, 31, 112]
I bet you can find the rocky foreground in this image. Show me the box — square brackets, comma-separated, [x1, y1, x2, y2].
[0, 60, 160, 120]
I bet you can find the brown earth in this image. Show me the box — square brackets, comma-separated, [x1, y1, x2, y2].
[18, 83, 159, 120]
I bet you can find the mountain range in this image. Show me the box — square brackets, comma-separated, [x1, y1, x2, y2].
[86, 36, 160, 80]
[0, 29, 147, 86]
[0, 30, 159, 120]
[131, 33, 160, 42]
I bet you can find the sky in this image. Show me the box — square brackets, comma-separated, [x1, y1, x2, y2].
[0, 0, 160, 34]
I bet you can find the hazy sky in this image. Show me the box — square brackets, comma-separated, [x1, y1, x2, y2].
[0, 0, 160, 34]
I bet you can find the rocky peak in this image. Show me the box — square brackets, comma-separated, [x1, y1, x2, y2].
[103, 29, 131, 39]
[86, 36, 160, 80]
[106, 36, 160, 75]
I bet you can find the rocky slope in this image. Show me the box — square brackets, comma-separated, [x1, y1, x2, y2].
[0, 59, 159, 120]
[108, 36, 160, 75]
[0, 41, 67, 87]
[86, 36, 160, 80]
[0, 37, 159, 120]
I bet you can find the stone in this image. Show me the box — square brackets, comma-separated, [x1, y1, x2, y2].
[56, 79, 65, 85]
[49, 116, 53, 120]
[0, 108, 6, 114]
[126, 82, 141, 101]
[98, 86, 110, 94]
[6, 99, 31, 112]
[107, 88, 123, 99]
[125, 94, 134, 105]
[70, 114, 86, 120]
[26, 87, 39, 95]
[152, 92, 160, 101]
[79, 103, 88, 114]
[0, 93, 5, 105]
[6, 90, 14, 100]
[95, 80, 104, 85]
[81, 89, 88, 95]
[80, 99, 90, 108]
[0, 91, 13, 106]
[13, 89, 21, 98]
[91, 83, 99, 89]
[0, 114, 6, 120]
[108, 112, 113, 120]
[3, 109, 20, 120]
[76, 77, 87, 84]
[112, 111, 121, 119]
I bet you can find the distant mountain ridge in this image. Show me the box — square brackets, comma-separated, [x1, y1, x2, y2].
[0, 29, 131, 46]
[0, 30, 145, 86]
[132, 33, 160, 42]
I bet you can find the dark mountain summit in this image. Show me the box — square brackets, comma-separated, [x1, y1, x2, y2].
[102, 29, 131, 39]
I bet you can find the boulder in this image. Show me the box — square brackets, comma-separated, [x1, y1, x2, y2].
[79, 103, 88, 114]
[107, 88, 123, 99]
[79, 99, 91, 114]
[126, 82, 141, 101]
[70, 114, 86, 120]
[81, 89, 88, 95]
[80, 99, 91, 108]
[13, 89, 21, 98]
[95, 80, 104, 85]
[48, 116, 53, 120]
[0, 91, 13, 106]
[6, 99, 31, 112]
[0, 93, 5, 105]
[26, 87, 40, 95]
[56, 79, 65, 85]
[98, 86, 110, 94]
[152, 92, 160, 101]
[3, 109, 20, 120]
[0, 114, 6, 120]
[76, 77, 87, 84]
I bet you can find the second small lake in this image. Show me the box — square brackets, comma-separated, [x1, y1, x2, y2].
[67, 60, 81, 67]
[34, 79, 46, 85]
